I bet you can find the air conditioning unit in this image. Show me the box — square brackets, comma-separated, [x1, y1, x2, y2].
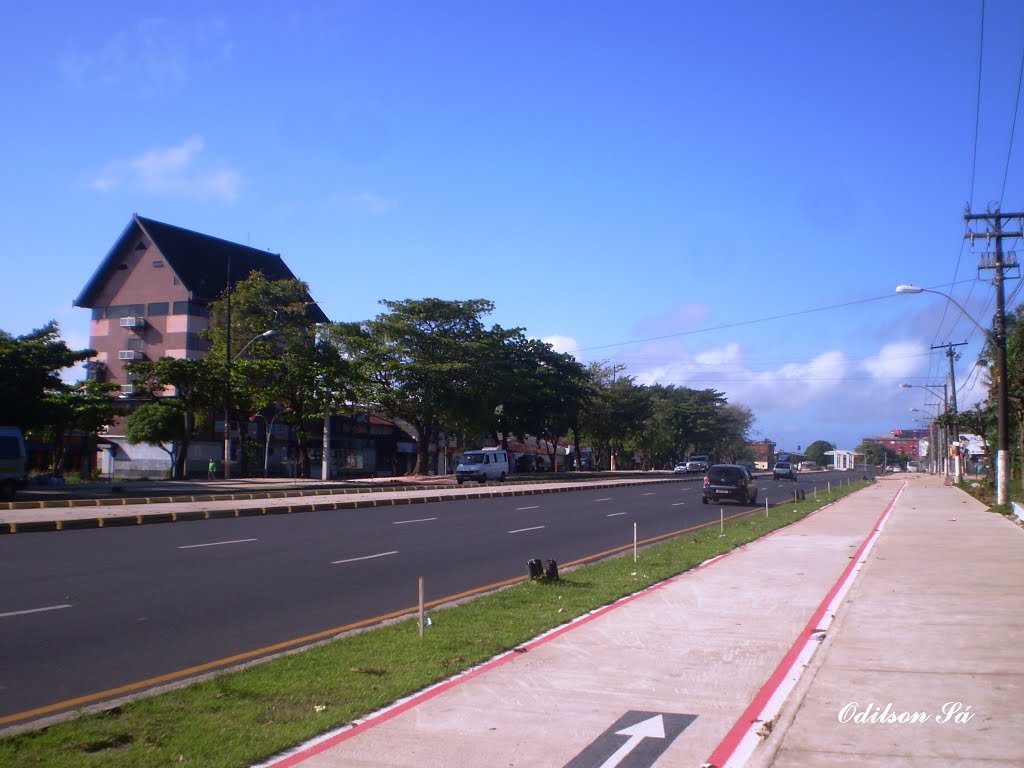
[120, 316, 144, 328]
[120, 384, 135, 395]
[118, 350, 137, 360]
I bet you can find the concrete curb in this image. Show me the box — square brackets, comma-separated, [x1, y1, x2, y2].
[0, 477, 697, 535]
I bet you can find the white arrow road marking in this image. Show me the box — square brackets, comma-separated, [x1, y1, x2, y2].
[331, 551, 399, 565]
[508, 526, 546, 534]
[178, 538, 258, 550]
[598, 714, 666, 768]
[391, 517, 437, 525]
[0, 604, 72, 619]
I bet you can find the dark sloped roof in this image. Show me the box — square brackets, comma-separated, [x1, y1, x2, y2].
[75, 214, 330, 322]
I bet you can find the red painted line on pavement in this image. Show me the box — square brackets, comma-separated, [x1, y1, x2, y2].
[261, 481, 879, 768]
[260, 546, 743, 768]
[704, 481, 904, 768]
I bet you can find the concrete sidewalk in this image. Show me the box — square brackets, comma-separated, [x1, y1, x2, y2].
[249, 474, 1023, 768]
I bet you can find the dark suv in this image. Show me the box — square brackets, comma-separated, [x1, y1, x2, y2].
[702, 464, 757, 505]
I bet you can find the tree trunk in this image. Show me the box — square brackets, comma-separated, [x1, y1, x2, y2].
[413, 422, 430, 476]
[572, 427, 582, 471]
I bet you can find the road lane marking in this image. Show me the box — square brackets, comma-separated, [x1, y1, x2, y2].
[606, 512, 627, 517]
[3, 509, 758, 729]
[515, 506, 540, 511]
[594, 497, 613, 502]
[508, 526, 546, 534]
[642, 492, 656, 496]
[178, 538, 259, 550]
[391, 517, 437, 525]
[331, 551, 399, 565]
[671, 502, 686, 506]
[0, 604, 72, 620]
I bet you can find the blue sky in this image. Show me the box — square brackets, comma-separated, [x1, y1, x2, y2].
[2, 1, 1022, 453]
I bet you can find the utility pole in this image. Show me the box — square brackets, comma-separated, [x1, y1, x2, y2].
[964, 207, 1023, 506]
[932, 341, 968, 482]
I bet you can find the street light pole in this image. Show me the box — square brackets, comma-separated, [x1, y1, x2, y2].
[901, 382, 949, 479]
[896, 284, 1007, 505]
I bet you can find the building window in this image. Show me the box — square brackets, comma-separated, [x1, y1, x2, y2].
[126, 336, 145, 352]
[185, 333, 210, 352]
[152, 260, 164, 268]
[148, 302, 169, 316]
[173, 301, 209, 317]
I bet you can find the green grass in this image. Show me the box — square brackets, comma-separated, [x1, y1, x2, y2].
[0, 479, 871, 768]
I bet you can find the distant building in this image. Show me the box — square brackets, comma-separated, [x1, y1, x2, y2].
[746, 439, 776, 470]
[862, 429, 927, 464]
[74, 214, 328, 476]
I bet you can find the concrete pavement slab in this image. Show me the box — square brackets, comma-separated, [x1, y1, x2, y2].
[253, 480, 902, 768]
[754, 475, 1024, 768]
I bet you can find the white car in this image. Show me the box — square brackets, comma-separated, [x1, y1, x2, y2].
[673, 463, 688, 474]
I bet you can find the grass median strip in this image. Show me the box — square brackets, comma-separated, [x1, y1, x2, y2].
[0, 480, 870, 768]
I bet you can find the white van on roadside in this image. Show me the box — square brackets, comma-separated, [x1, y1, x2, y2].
[0, 426, 28, 500]
[455, 448, 509, 485]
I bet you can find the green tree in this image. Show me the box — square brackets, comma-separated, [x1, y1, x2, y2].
[856, 441, 885, 469]
[514, 342, 590, 473]
[0, 322, 94, 431]
[124, 401, 186, 470]
[805, 440, 835, 468]
[206, 272, 325, 477]
[342, 298, 497, 475]
[41, 379, 121, 475]
[126, 357, 223, 479]
[579, 364, 652, 471]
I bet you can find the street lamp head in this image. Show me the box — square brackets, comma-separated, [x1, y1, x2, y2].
[260, 329, 275, 339]
[896, 284, 924, 294]
[900, 383, 913, 389]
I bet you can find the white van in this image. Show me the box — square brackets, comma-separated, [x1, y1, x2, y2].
[0, 426, 28, 500]
[455, 448, 509, 484]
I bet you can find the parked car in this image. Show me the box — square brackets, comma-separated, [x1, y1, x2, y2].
[702, 464, 757, 505]
[0, 426, 27, 501]
[456, 449, 509, 484]
[773, 461, 797, 481]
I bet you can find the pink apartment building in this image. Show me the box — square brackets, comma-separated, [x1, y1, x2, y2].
[73, 214, 328, 476]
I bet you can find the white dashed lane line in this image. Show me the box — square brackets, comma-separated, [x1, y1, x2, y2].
[0, 604, 72, 620]
[178, 538, 259, 550]
[606, 512, 627, 517]
[508, 526, 546, 534]
[391, 517, 437, 525]
[515, 506, 540, 511]
[642, 492, 656, 496]
[594, 498, 613, 503]
[671, 502, 686, 506]
[331, 551, 400, 565]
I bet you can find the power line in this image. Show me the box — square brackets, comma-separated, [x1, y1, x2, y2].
[1001, 27, 1024, 205]
[576, 284, 974, 354]
[969, 0, 987, 209]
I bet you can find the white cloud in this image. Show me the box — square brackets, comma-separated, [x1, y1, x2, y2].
[542, 335, 579, 354]
[89, 136, 241, 202]
[860, 341, 926, 380]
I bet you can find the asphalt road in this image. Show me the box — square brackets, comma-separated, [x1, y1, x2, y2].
[0, 470, 859, 728]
